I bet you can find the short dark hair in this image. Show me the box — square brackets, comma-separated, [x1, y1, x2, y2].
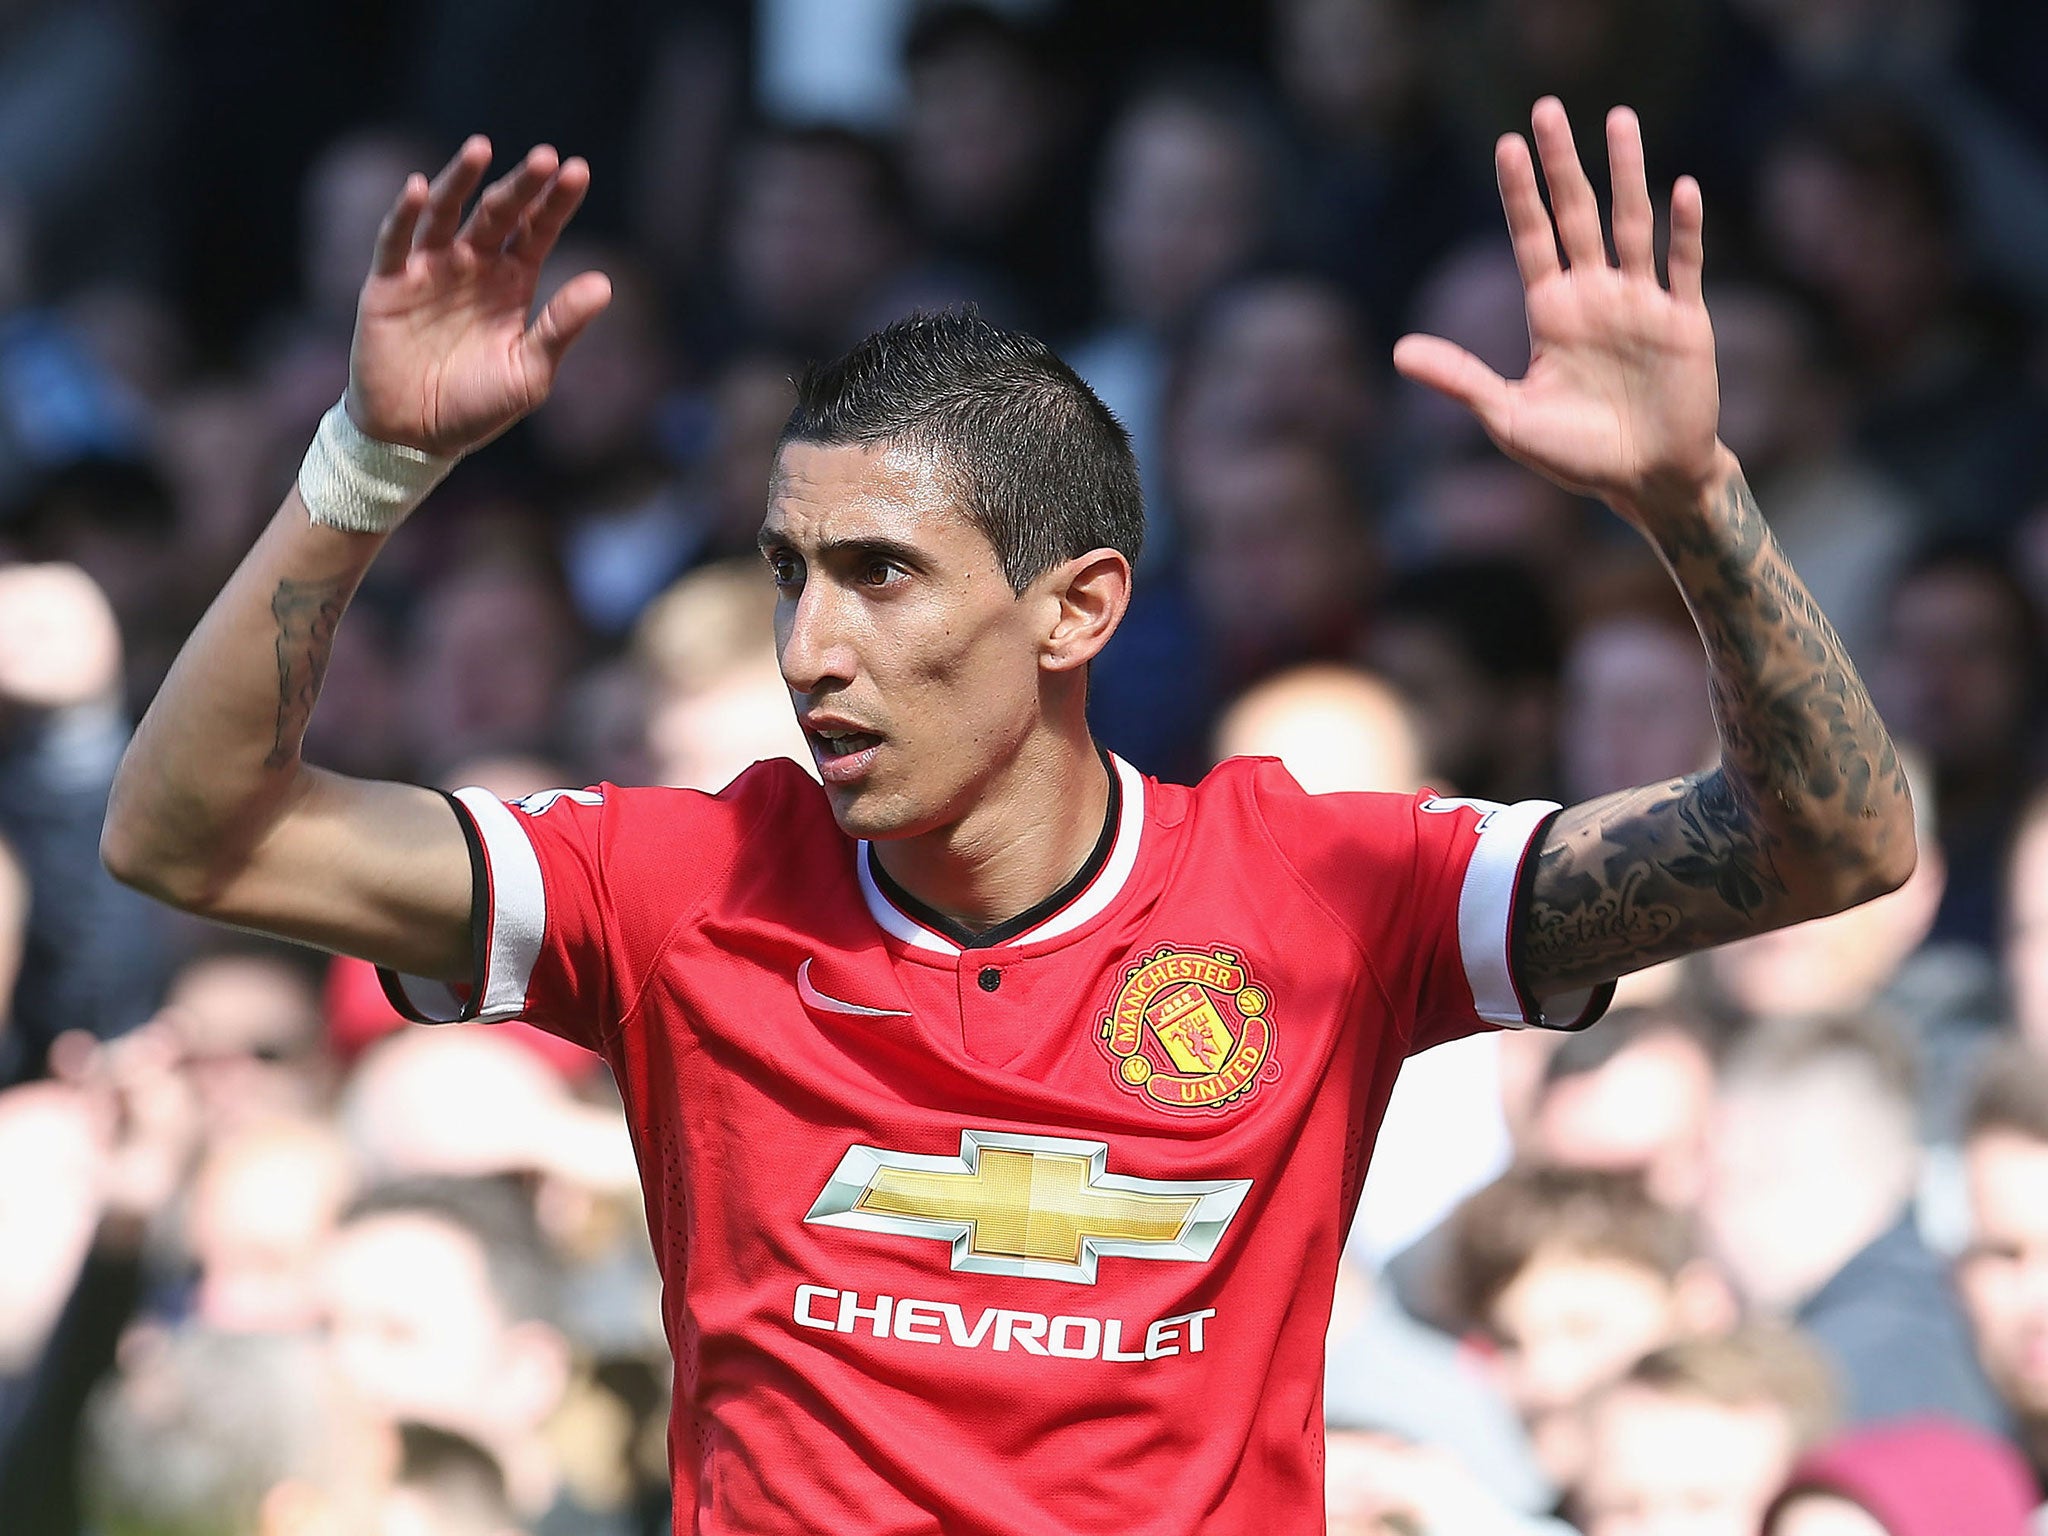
[1965, 1041, 2048, 1146]
[780, 307, 1145, 592]
[393, 1423, 517, 1536]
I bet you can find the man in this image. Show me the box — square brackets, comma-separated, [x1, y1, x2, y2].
[1575, 1327, 1837, 1536]
[1956, 1041, 2048, 1491]
[1525, 1003, 1718, 1211]
[318, 1176, 604, 1536]
[102, 101, 1913, 1531]
[1702, 1010, 2003, 1430]
[1443, 1166, 1730, 1491]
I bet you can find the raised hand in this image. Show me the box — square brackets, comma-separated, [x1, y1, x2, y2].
[1394, 98, 1720, 524]
[347, 137, 613, 457]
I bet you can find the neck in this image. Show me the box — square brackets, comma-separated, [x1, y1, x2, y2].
[872, 716, 1112, 936]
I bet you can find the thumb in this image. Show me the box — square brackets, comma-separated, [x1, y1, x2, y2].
[521, 269, 613, 375]
[1393, 333, 1512, 434]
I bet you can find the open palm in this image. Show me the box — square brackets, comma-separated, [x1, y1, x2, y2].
[1395, 100, 1721, 522]
[348, 137, 612, 457]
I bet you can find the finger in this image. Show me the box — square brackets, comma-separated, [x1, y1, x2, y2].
[1392, 333, 1513, 433]
[1668, 174, 1706, 306]
[1607, 106, 1656, 278]
[460, 143, 559, 253]
[1495, 133, 1560, 289]
[1530, 97, 1606, 270]
[370, 173, 429, 276]
[418, 135, 493, 249]
[521, 269, 614, 373]
[508, 157, 593, 264]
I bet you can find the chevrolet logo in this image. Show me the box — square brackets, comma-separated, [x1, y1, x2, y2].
[804, 1129, 1253, 1284]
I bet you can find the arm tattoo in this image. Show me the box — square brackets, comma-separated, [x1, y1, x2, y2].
[1517, 471, 1911, 996]
[264, 574, 351, 769]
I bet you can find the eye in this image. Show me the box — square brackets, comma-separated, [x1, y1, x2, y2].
[766, 551, 802, 589]
[859, 556, 906, 589]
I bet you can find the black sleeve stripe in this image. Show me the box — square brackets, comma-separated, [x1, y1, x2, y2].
[375, 789, 490, 1025]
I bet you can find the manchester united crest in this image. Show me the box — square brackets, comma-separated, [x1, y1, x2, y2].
[1097, 945, 1280, 1116]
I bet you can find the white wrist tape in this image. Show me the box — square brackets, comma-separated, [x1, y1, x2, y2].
[297, 398, 460, 534]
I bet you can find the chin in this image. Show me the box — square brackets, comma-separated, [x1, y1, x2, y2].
[823, 782, 910, 841]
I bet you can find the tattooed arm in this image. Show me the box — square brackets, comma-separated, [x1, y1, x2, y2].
[101, 139, 609, 977]
[1512, 452, 1912, 994]
[1396, 100, 1913, 999]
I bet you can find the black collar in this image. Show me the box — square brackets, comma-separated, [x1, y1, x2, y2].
[867, 751, 1121, 950]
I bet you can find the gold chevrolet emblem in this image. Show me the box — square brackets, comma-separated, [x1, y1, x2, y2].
[805, 1130, 1253, 1284]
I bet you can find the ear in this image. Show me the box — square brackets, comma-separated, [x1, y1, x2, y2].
[501, 1318, 573, 1428]
[1038, 548, 1132, 674]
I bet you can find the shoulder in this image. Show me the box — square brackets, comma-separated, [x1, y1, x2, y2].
[1185, 754, 1433, 851]
[490, 759, 836, 877]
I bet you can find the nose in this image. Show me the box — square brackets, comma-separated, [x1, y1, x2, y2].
[776, 579, 856, 698]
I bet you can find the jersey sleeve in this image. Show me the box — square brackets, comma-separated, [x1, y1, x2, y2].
[1248, 760, 1613, 1054]
[377, 767, 788, 1052]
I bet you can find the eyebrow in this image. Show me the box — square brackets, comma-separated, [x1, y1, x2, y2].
[756, 529, 930, 570]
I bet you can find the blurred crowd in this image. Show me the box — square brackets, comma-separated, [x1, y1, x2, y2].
[2, 0, 2048, 1533]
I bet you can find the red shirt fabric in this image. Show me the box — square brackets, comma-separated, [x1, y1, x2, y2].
[382, 755, 1605, 1535]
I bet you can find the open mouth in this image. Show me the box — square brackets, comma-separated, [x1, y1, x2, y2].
[808, 728, 885, 783]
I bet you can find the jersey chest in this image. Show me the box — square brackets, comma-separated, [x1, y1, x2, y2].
[610, 852, 1402, 1358]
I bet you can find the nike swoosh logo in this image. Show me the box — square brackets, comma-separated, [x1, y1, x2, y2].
[797, 958, 909, 1018]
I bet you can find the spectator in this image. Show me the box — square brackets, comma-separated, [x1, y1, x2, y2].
[1762, 1417, 2037, 1536]
[82, 1328, 394, 1536]
[1213, 665, 1426, 796]
[184, 1117, 355, 1335]
[898, 4, 1087, 336]
[1557, 596, 1716, 804]
[400, 557, 584, 781]
[1955, 1042, 2048, 1492]
[1702, 1011, 2004, 1429]
[155, 938, 333, 1145]
[1366, 557, 1561, 805]
[531, 244, 693, 638]
[0, 561, 168, 1083]
[1525, 1004, 1720, 1212]
[1179, 438, 1377, 697]
[0, 1023, 200, 1535]
[318, 1176, 626, 1536]
[1444, 1166, 1732, 1490]
[1876, 541, 2043, 954]
[1574, 1325, 1838, 1536]
[1754, 92, 2048, 536]
[1165, 271, 1383, 496]
[1069, 76, 1278, 495]
[1270, 0, 1490, 334]
[718, 124, 914, 361]
[635, 560, 809, 794]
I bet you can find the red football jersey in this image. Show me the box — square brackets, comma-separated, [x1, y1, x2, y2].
[383, 755, 1607, 1534]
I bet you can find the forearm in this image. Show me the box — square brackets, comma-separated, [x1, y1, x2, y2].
[101, 490, 384, 904]
[1518, 448, 1914, 992]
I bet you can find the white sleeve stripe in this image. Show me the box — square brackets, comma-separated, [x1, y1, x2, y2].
[1455, 798, 1561, 1027]
[453, 786, 547, 1024]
